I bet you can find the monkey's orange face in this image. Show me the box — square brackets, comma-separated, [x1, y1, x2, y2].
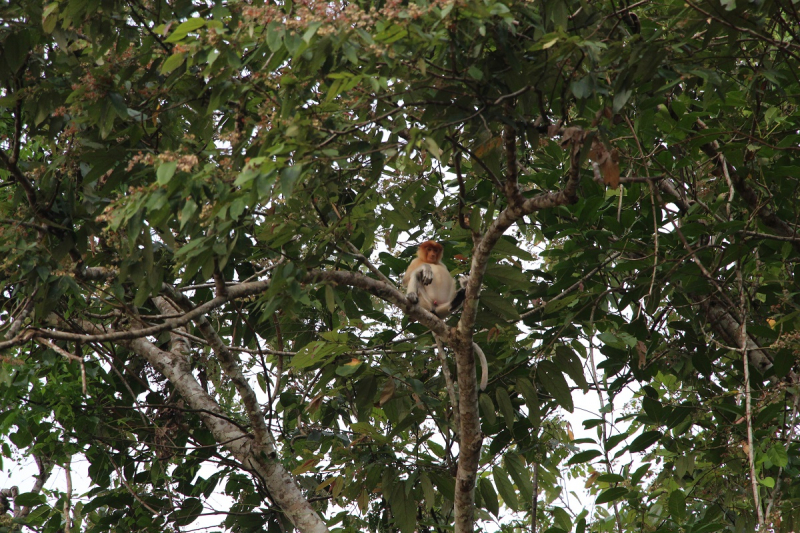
[421, 243, 443, 263]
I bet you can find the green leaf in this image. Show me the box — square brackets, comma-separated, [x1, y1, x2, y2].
[6, 31, 34, 70]
[492, 466, 518, 511]
[597, 473, 625, 483]
[302, 21, 322, 42]
[480, 289, 520, 320]
[108, 92, 128, 119]
[478, 478, 499, 517]
[42, 10, 58, 33]
[172, 497, 203, 526]
[424, 137, 442, 160]
[668, 489, 686, 521]
[571, 76, 592, 99]
[161, 52, 186, 74]
[267, 22, 285, 51]
[504, 453, 532, 503]
[157, 161, 178, 185]
[629, 431, 663, 453]
[544, 294, 577, 315]
[325, 284, 335, 313]
[537, 360, 574, 412]
[15, 492, 46, 507]
[595, 487, 628, 505]
[553, 507, 572, 531]
[567, 450, 602, 465]
[613, 89, 632, 112]
[691, 523, 727, 533]
[291, 341, 336, 369]
[630, 464, 650, 485]
[495, 387, 515, 432]
[479, 393, 496, 426]
[516, 377, 539, 424]
[555, 345, 588, 391]
[485, 264, 530, 286]
[492, 237, 534, 260]
[420, 472, 435, 510]
[280, 165, 303, 198]
[604, 432, 629, 452]
[429, 472, 455, 502]
[180, 199, 198, 230]
[388, 481, 416, 533]
[767, 444, 789, 467]
[165, 17, 205, 42]
[335, 359, 362, 376]
[99, 100, 116, 139]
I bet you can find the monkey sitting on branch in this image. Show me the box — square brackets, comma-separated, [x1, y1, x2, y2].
[402, 240, 488, 391]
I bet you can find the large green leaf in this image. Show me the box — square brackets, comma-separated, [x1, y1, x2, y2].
[537, 360, 574, 412]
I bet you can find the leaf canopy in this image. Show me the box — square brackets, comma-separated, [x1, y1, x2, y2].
[1, 0, 800, 532]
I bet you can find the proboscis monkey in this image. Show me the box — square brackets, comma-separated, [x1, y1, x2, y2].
[403, 241, 488, 390]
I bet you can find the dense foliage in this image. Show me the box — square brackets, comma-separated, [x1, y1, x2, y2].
[1, 0, 799, 532]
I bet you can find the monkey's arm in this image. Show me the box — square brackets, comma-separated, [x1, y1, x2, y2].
[402, 258, 422, 287]
[406, 264, 433, 304]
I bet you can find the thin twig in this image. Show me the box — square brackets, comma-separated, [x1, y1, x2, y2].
[107, 454, 162, 516]
[531, 461, 539, 533]
[63, 457, 72, 533]
[738, 265, 764, 528]
[345, 241, 394, 285]
[739, 230, 800, 243]
[520, 252, 621, 319]
[764, 395, 799, 522]
[36, 338, 87, 395]
[434, 334, 460, 439]
[647, 181, 659, 302]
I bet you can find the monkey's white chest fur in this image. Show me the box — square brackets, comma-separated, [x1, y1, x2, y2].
[406, 263, 456, 312]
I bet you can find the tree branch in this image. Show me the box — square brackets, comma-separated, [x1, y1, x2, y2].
[0, 150, 39, 215]
[695, 119, 800, 253]
[77, 317, 330, 533]
[157, 290, 271, 448]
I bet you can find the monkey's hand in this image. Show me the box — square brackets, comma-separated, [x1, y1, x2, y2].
[407, 291, 419, 304]
[417, 264, 434, 286]
[458, 274, 470, 289]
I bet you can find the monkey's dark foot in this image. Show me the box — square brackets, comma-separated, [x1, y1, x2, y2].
[407, 292, 419, 304]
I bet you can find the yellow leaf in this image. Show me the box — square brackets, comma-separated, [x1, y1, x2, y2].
[379, 378, 395, 406]
[292, 458, 320, 475]
[542, 38, 559, 49]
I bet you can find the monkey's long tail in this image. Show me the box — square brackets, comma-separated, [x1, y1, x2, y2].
[473, 343, 488, 391]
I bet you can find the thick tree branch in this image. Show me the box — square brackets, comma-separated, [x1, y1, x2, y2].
[695, 119, 800, 253]
[0, 150, 39, 216]
[157, 290, 270, 448]
[73, 317, 330, 533]
[450, 128, 585, 533]
[1, 268, 449, 352]
[15, 456, 51, 519]
[4, 296, 35, 340]
[308, 269, 450, 338]
[460, 133, 583, 335]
